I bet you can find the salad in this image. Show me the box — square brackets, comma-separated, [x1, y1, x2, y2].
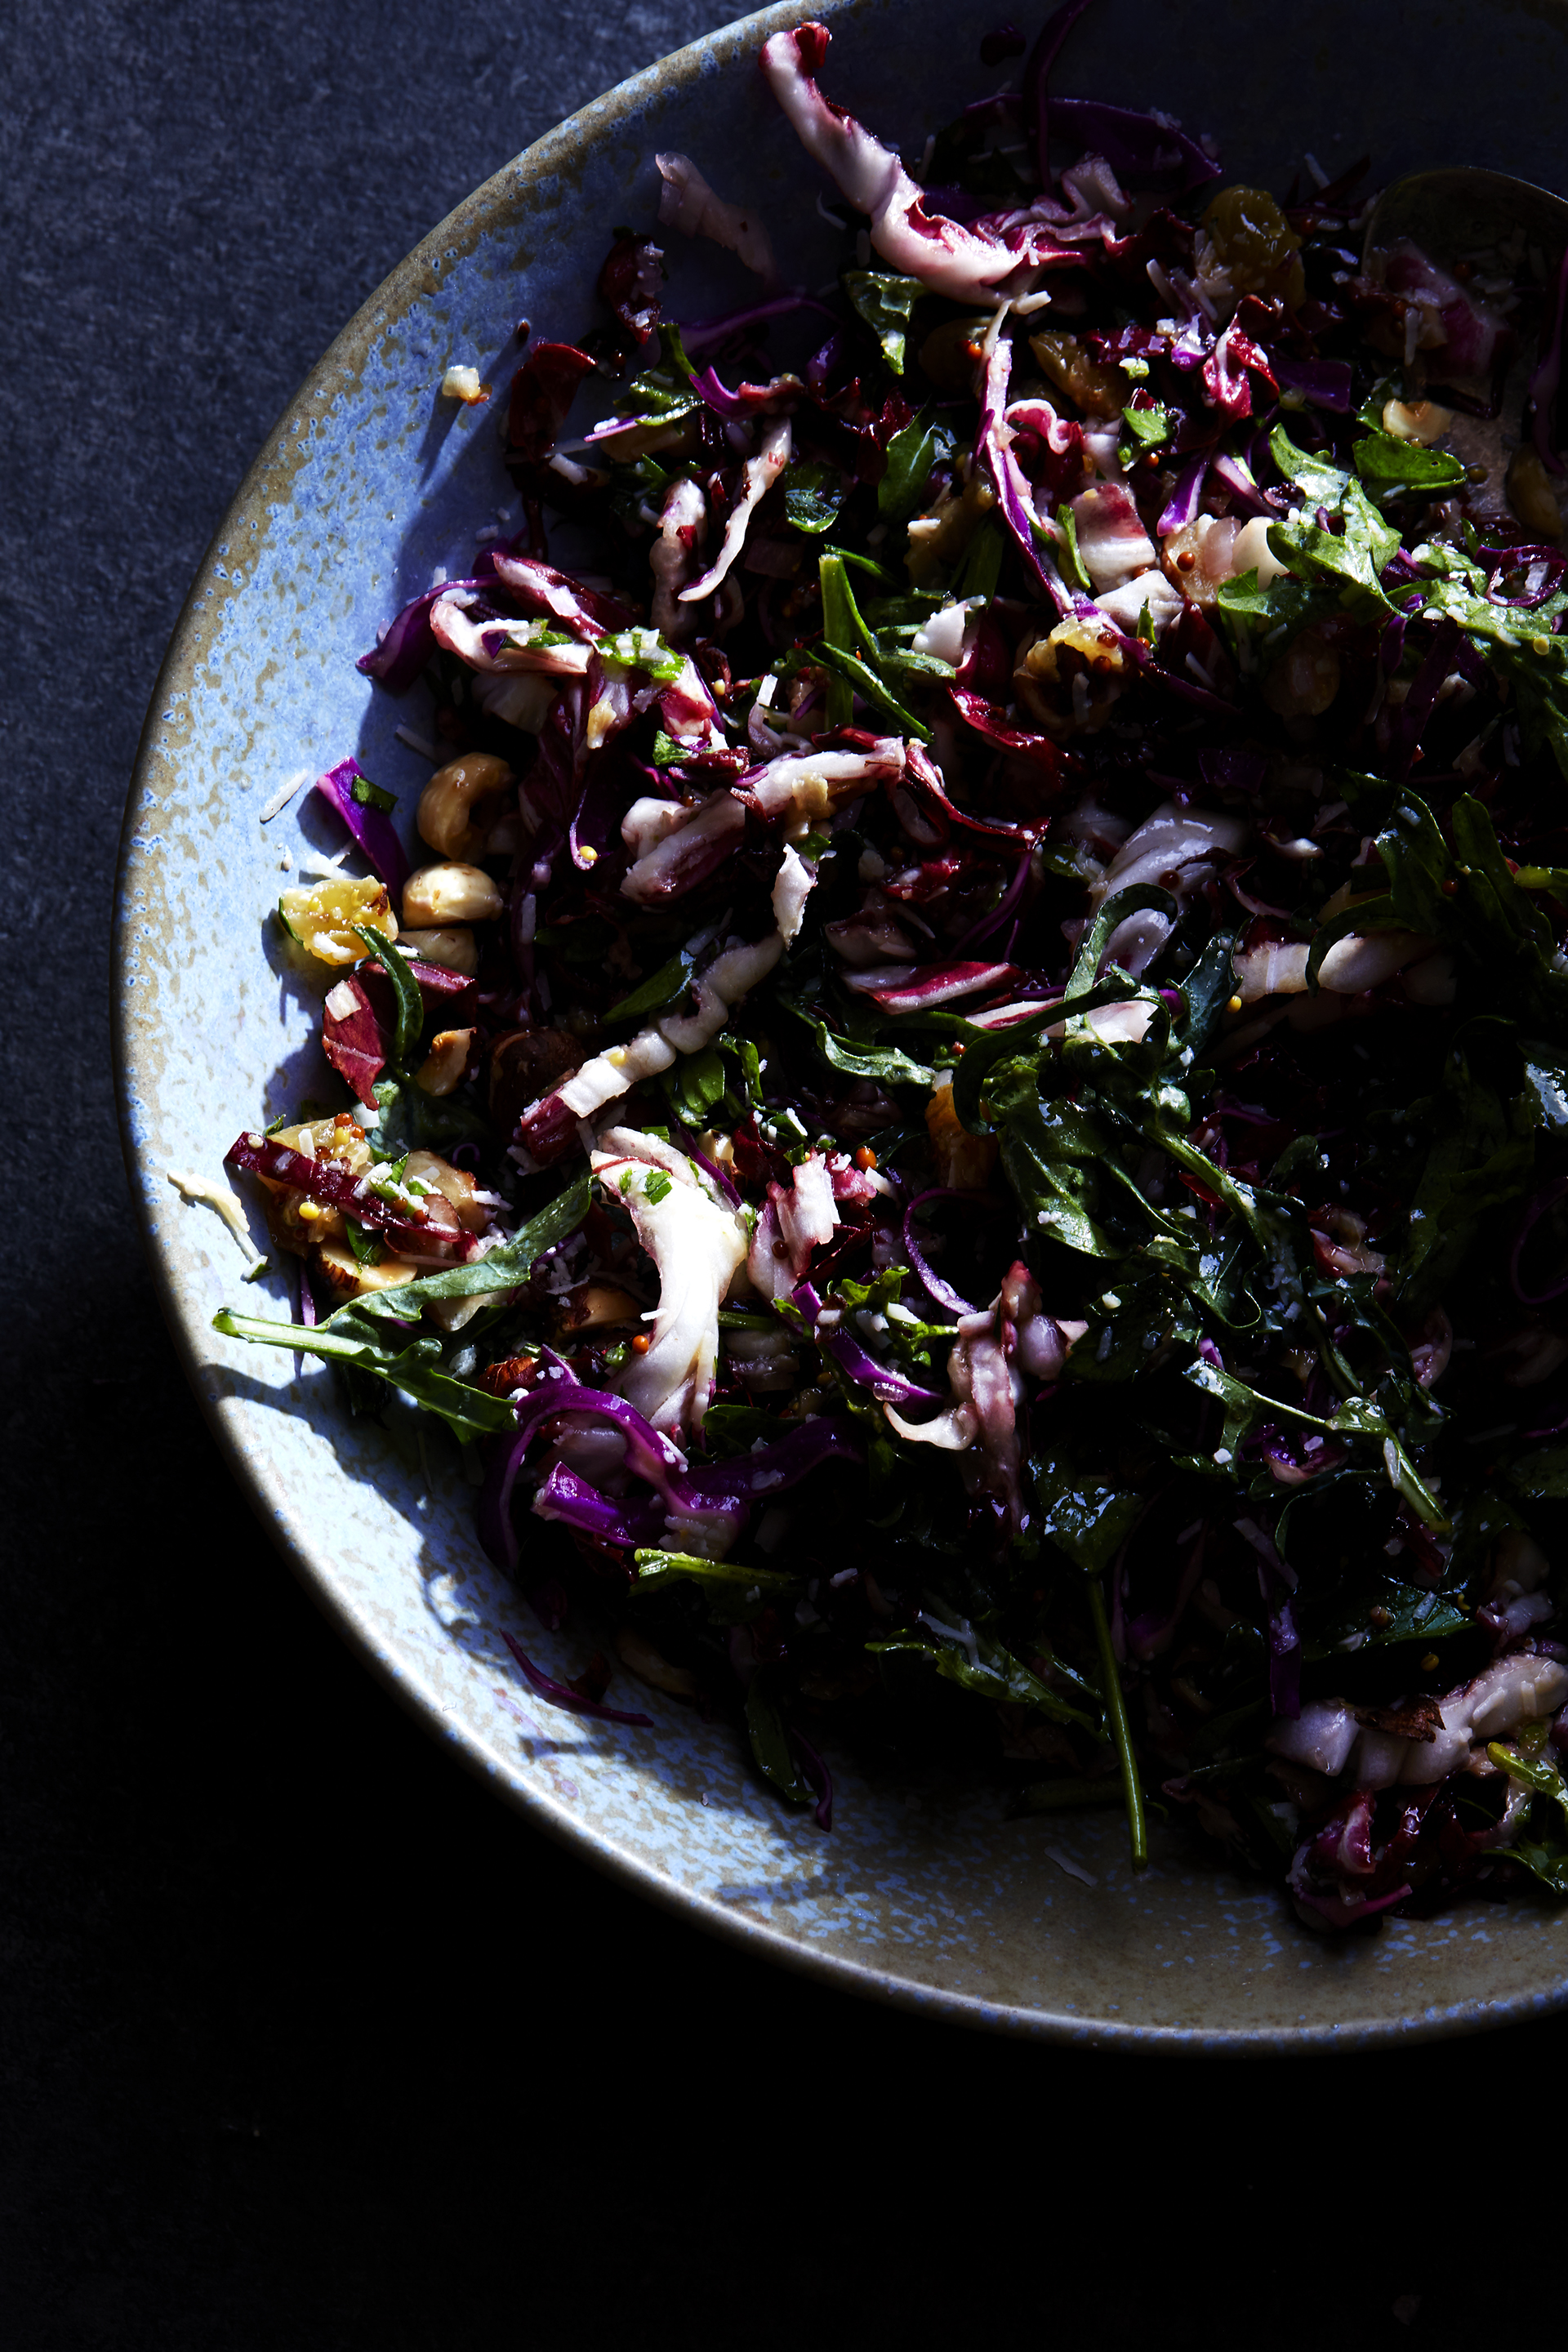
[216, 2, 1568, 1933]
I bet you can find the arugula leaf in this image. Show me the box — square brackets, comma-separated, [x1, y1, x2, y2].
[1121, 401, 1170, 455]
[344, 1217, 385, 1267]
[604, 948, 697, 1025]
[878, 412, 956, 523]
[1509, 1824, 1568, 1895]
[1178, 927, 1241, 1060]
[843, 270, 927, 374]
[1299, 1579, 1470, 1659]
[1215, 566, 1334, 648]
[1352, 430, 1467, 500]
[870, 1626, 1101, 1732]
[1182, 1353, 1449, 1530]
[367, 1076, 488, 1160]
[776, 991, 938, 1086]
[659, 1043, 728, 1127]
[817, 550, 874, 728]
[1086, 1575, 1147, 1868]
[350, 924, 421, 1073]
[782, 458, 846, 536]
[634, 1549, 798, 1593]
[333, 1172, 591, 1321]
[700, 1403, 790, 1459]
[780, 978, 940, 1077]
[1396, 1017, 1535, 1316]
[599, 626, 686, 681]
[1488, 1739, 1568, 1829]
[1031, 1450, 1143, 1574]
[1267, 425, 1355, 509]
[1266, 425, 1400, 613]
[1408, 541, 1568, 777]
[950, 518, 1004, 602]
[1356, 376, 1399, 430]
[745, 1673, 813, 1805]
[822, 541, 902, 587]
[350, 773, 397, 813]
[626, 323, 700, 421]
[212, 1307, 512, 1444]
[1054, 503, 1092, 597]
[811, 640, 934, 740]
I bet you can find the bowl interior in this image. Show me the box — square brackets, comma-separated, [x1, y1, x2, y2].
[115, 0, 1568, 2046]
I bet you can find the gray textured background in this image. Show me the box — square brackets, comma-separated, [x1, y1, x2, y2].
[3, 1, 1561, 2344]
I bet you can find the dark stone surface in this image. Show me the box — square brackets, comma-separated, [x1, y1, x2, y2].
[2, 2, 1563, 2343]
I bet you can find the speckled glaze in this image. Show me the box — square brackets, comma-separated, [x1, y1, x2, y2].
[115, 0, 1568, 2047]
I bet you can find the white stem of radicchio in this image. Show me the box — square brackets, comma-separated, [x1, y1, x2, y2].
[650, 476, 708, 639]
[1089, 800, 1251, 977]
[761, 25, 1029, 303]
[679, 417, 791, 604]
[428, 598, 593, 675]
[620, 735, 904, 905]
[885, 1264, 1085, 1532]
[1267, 1653, 1568, 1789]
[591, 1128, 750, 1435]
[551, 933, 784, 1125]
[655, 152, 777, 282]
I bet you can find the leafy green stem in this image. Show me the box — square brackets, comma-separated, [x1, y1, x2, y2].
[1086, 1576, 1148, 1870]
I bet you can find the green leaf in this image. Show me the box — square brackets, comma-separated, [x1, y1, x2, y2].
[878, 412, 955, 523]
[1300, 1579, 1470, 1660]
[633, 1549, 798, 1593]
[212, 1307, 513, 1446]
[1120, 400, 1169, 453]
[1086, 1574, 1147, 1869]
[350, 773, 397, 813]
[782, 458, 846, 536]
[604, 948, 697, 1025]
[366, 1076, 489, 1160]
[659, 1043, 728, 1127]
[1031, 1451, 1143, 1575]
[818, 550, 873, 728]
[821, 542, 902, 587]
[626, 323, 700, 421]
[335, 1172, 592, 1321]
[843, 270, 927, 374]
[877, 644, 957, 687]
[1178, 928, 1241, 1059]
[1266, 425, 1401, 613]
[1352, 429, 1467, 499]
[1356, 375, 1399, 430]
[350, 924, 421, 1074]
[1052, 502, 1091, 597]
[950, 518, 1004, 603]
[1397, 1017, 1535, 1317]
[700, 1401, 788, 1455]
[775, 990, 937, 1086]
[1268, 424, 1354, 508]
[599, 626, 686, 681]
[1487, 1740, 1568, 1829]
[344, 1216, 385, 1267]
[810, 640, 933, 741]
[745, 1674, 813, 1805]
[870, 1627, 1100, 1733]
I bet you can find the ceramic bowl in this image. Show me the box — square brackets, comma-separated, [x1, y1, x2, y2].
[114, 0, 1568, 2047]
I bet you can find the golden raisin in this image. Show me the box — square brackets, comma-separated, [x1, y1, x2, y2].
[1202, 185, 1305, 308]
